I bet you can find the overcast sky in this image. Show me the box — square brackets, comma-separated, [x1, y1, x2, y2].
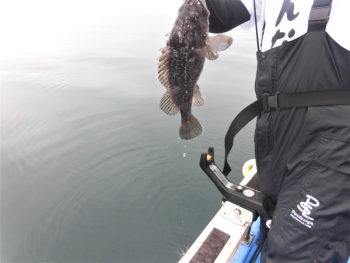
[0, 0, 186, 58]
[0, 0, 255, 61]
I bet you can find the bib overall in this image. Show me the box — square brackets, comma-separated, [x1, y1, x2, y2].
[255, 6, 350, 263]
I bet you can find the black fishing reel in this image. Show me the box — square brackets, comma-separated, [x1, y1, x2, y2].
[200, 147, 274, 223]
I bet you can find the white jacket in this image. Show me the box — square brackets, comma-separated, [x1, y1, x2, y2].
[240, 0, 350, 52]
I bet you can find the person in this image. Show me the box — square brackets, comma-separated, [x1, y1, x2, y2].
[205, 0, 350, 262]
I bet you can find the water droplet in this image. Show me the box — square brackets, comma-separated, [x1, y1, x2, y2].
[184, 145, 186, 148]
[183, 153, 186, 157]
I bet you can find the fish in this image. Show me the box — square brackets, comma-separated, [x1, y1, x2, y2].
[157, 0, 233, 140]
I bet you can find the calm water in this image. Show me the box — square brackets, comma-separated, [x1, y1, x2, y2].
[1, 2, 257, 262]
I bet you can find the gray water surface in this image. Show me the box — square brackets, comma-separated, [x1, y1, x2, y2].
[1, 3, 257, 262]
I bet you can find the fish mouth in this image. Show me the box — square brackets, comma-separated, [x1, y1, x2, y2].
[198, 0, 210, 16]
[184, 0, 210, 16]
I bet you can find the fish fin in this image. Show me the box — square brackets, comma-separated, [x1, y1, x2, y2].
[206, 34, 233, 52]
[206, 46, 219, 60]
[157, 46, 172, 88]
[192, 84, 205, 106]
[179, 114, 203, 140]
[159, 90, 179, 115]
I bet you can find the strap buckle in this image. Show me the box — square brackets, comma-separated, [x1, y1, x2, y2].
[309, 6, 331, 22]
[263, 92, 280, 112]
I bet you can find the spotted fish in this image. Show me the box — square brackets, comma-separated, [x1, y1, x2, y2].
[157, 0, 233, 140]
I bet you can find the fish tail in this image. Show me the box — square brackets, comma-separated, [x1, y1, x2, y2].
[179, 114, 203, 140]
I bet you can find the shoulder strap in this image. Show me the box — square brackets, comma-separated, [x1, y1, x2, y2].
[308, 0, 332, 31]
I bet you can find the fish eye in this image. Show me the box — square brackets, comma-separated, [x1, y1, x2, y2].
[192, 13, 199, 20]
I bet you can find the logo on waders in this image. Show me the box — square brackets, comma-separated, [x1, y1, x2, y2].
[290, 195, 320, 228]
[297, 195, 320, 220]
